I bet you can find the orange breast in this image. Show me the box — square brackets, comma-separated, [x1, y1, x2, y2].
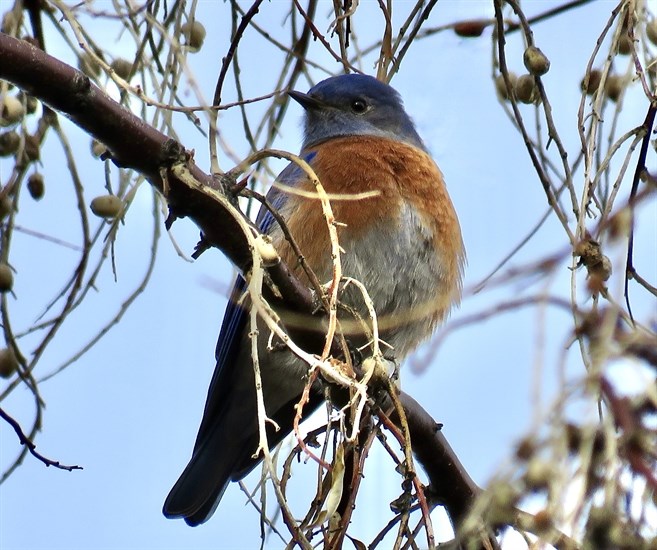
[276, 135, 463, 284]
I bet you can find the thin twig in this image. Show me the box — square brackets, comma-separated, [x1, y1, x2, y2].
[0, 406, 82, 472]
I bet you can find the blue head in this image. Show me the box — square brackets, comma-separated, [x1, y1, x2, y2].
[288, 74, 426, 151]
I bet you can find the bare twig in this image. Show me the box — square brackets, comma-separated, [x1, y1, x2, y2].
[0, 406, 82, 472]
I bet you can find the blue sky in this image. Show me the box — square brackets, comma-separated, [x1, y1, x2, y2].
[1, 1, 656, 548]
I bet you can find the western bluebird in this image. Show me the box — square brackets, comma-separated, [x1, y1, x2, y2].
[163, 73, 465, 526]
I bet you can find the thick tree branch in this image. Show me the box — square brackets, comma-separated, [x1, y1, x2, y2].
[395, 393, 478, 527]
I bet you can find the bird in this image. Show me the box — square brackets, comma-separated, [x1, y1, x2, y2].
[163, 73, 465, 526]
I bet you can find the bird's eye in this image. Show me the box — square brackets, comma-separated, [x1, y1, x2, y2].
[350, 99, 368, 114]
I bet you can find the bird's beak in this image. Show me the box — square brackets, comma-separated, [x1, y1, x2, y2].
[288, 90, 325, 111]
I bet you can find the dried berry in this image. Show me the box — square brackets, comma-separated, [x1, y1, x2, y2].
[647, 20, 657, 45]
[0, 131, 20, 156]
[616, 34, 632, 55]
[0, 195, 12, 219]
[90, 194, 122, 218]
[581, 69, 602, 95]
[0, 263, 13, 292]
[453, 20, 487, 38]
[111, 58, 133, 80]
[27, 173, 45, 200]
[23, 134, 40, 162]
[495, 72, 517, 100]
[181, 21, 206, 51]
[523, 46, 550, 76]
[515, 437, 536, 461]
[605, 75, 623, 102]
[515, 74, 537, 103]
[1, 95, 25, 126]
[78, 52, 100, 78]
[0, 347, 18, 378]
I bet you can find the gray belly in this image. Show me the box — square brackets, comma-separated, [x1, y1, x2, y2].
[326, 204, 449, 358]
